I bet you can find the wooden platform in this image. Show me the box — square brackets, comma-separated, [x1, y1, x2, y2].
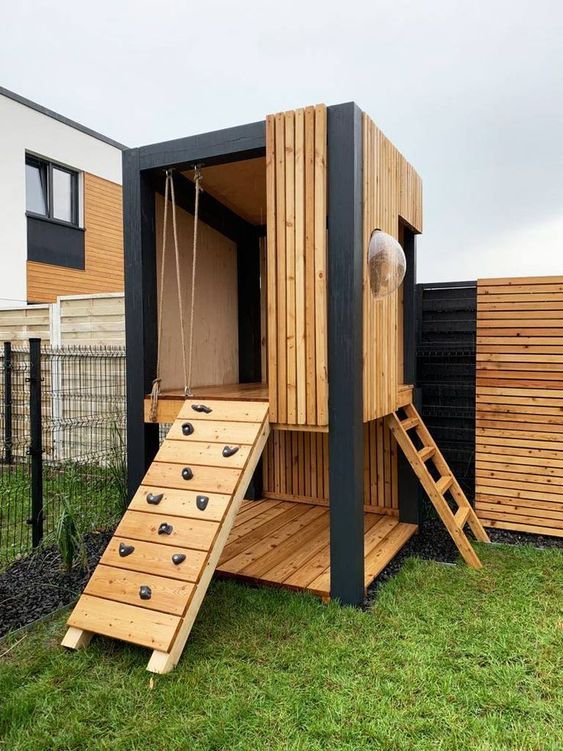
[216, 499, 418, 599]
[145, 383, 414, 424]
[145, 383, 269, 423]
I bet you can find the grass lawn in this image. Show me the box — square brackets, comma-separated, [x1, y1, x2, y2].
[0, 461, 126, 567]
[0, 543, 562, 751]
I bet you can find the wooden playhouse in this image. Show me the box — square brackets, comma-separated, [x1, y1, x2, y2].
[63, 102, 489, 673]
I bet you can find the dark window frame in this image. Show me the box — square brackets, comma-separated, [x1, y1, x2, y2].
[25, 154, 80, 227]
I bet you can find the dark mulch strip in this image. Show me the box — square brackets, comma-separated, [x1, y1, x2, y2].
[366, 510, 563, 605]
[0, 529, 113, 639]
[2, 511, 562, 635]
[487, 527, 563, 549]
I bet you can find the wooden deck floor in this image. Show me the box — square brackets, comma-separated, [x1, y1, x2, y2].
[216, 499, 418, 600]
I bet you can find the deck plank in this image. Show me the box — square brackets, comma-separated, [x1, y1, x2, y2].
[216, 501, 418, 598]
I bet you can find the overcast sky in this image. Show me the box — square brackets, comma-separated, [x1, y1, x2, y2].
[2, 0, 562, 282]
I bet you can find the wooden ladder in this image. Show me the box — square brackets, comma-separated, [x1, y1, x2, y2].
[385, 403, 490, 569]
[62, 399, 270, 673]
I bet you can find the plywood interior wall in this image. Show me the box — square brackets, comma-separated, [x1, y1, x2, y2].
[263, 422, 399, 514]
[27, 173, 124, 303]
[155, 194, 238, 391]
[266, 105, 328, 427]
[475, 276, 563, 537]
[362, 115, 422, 421]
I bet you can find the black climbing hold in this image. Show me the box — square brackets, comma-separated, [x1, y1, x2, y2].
[181, 422, 194, 436]
[192, 403, 212, 414]
[182, 466, 193, 480]
[146, 492, 163, 505]
[118, 542, 135, 557]
[222, 445, 240, 458]
[158, 522, 173, 536]
[172, 553, 186, 565]
[196, 495, 209, 511]
[139, 586, 152, 600]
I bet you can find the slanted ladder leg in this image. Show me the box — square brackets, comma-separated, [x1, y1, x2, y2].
[386, 403, 490, 569]
[61, 626, 93, 651]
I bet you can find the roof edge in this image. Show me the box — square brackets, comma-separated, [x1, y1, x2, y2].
[0, 85, 128, 150]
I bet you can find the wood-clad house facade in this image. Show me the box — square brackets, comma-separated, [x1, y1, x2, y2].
[0, 87, 125, 307]
[27, 173, 124, 302]
[124, 101, 424, 605]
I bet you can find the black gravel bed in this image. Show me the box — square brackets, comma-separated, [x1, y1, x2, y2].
[0, 529, 114, 639]
[2, 515, 561, 634]
[366, 514, 563, 606]
[487, 527, 563, 549]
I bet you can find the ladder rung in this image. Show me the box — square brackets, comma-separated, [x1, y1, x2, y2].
[436, 475, 453, 495]
[401, 416, 419, 431]
[418, 446, 435, 462]
[454, 506, 470, 528]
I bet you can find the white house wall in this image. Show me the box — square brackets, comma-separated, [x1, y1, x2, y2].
[0, 93, 122, 307]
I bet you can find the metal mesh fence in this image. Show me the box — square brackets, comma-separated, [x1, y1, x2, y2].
[0, 342, 127, 567]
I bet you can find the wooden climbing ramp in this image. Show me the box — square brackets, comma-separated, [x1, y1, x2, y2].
[386, 403, 490, 568]
[62, 399, 270, 674]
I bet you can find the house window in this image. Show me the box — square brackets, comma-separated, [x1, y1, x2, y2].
[25, 155, 79, 226]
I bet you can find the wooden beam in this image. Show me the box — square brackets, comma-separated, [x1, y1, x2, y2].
[138, 120, 266, 172]
[123, 149, 159, 499]
[327, 102, 365, 605]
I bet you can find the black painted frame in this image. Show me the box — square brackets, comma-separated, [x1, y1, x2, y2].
[327, 102, 365, 606]
[123, 105, 420, 606]
[123, 121, 266, 498]
[397, 226, 420, 524]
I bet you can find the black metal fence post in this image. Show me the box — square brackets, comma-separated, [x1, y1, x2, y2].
[4, 341, 13, 464]
[29, 337, 43, 548]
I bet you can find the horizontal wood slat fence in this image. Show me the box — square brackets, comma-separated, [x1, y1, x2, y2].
[0, 293, 124, 346]
[475, 276, 563, 537]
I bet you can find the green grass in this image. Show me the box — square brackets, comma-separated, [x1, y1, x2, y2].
[0, 461, 126, 567]
[0, 543, 562, 751]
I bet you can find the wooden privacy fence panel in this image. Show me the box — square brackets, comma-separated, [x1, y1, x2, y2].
[266, 105, 328, 427]
[476, 276, 563, 537]
[362, 115, 423, 421]
[58, 294, 125, 345]
[0, 305, 51, 342]
[0, 293, 125, 346]
[262, 422, 398, 514]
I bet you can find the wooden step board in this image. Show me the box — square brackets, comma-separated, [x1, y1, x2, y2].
[62, 399, 270, 674]
[385, 404, 490, 569]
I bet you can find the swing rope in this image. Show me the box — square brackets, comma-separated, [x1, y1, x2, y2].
[149, 167, 202, 421]
[186, 166, 202, 398]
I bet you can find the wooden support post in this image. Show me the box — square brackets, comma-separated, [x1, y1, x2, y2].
[61, 626, 94, 651]
[123, 149, 159, 499]
[327, 102, 365, 606]
[398, 228, 420, 525]
[237, 233, 264, 500]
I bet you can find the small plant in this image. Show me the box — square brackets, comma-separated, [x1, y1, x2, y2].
[107, 419, 127, 510]
[56, 497, 87, 573]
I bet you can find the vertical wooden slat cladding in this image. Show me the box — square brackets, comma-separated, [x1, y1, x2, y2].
[266, 106, 328, 427]
[475, 276, 563, 538]
[362, 115, 422, 421]
[27, 173, 124, 303]
[262, 423, 398, 513]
